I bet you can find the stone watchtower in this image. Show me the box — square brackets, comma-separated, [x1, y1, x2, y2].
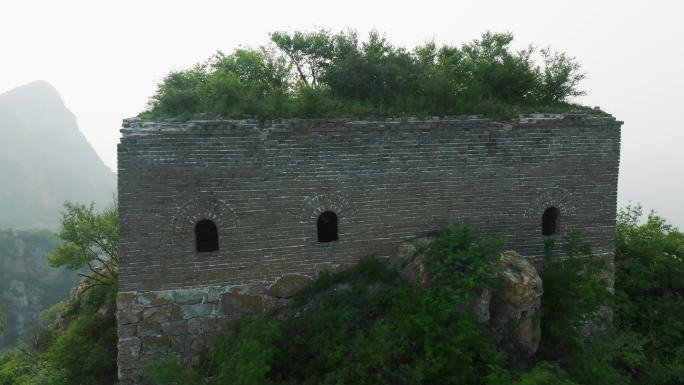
[116, 114, 622, 383]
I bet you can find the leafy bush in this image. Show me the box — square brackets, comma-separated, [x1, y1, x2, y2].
[0, 285, 118, 385]
[5, 205, 683, 385]
[531, 207, 684, 385]
[535, 233, 636, 385]
[537, 234, 612, 362]
[139, 357, 203, 385]
[43, 313, 117, 384]
[0, 202, 119, 385]
[507, 363, 578, 385]
[142, 219, 684, 385]
[613, 205, 684, 384]
[145, 225, 513, 385]
[142, 30, 594, 120]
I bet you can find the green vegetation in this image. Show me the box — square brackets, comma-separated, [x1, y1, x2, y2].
[142, 208, 684, 385]
[613, 205, 684, 384]
[1, 203, 682, 385]
[48, 201, 118, 289]
[0, 284, 118, 385]
[143, 226, 509, 385]
[0, 203, 118, 385]
[142, 30, 595, 120]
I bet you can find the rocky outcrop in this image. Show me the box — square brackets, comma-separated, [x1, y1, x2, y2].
[390, 236, 432, 287]
[117, 238, 545, 383]
[392, 238, 543, 357]
[489, 250, 543, 357]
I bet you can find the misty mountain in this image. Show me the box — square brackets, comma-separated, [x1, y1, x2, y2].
[0, 81, 116, 229]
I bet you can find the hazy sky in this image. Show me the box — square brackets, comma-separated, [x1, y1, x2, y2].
[2, 0, 682, 227]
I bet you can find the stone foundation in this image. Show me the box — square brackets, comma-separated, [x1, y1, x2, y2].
[116, 274, 313, 384]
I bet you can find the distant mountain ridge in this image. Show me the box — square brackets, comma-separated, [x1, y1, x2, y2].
[0, 81, 116, 229]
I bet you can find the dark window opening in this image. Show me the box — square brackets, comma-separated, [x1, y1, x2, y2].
[317, 211, 338, 243]
[542, 207, 560, 236]
[195, 219, 219, 252]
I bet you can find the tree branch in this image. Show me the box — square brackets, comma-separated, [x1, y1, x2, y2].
[284, 51, 310, 87]
[78, 272, 108, 286]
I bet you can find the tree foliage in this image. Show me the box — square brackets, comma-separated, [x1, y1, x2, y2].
[48, 201, 118, 289]
[142, 30, 592, 119]
[143, 226, 509, 385]
[142, 210, 684, 385]
[0, 202, 119, 385]
[3, 202, 682, 385]
[612, 205, 684, 384]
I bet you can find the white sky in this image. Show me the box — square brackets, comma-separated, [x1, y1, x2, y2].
[1, 0, 683, 227]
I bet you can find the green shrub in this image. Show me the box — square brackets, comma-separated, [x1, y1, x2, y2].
[142, 30, 595, 120]
[535, 234, 632, 385]
[206, 317, 280, 385]
[537, 234, 612, 361]
[132, 214, 683, 385]
[0, 274, 118, 385]
[531, 207, 684, 385]
[140, 357, 203, 385]
[507, 363, 578, 385]
[44, 313, 117, 384]
[0, 350, 33, 385]
[613, 205, 684, 384]
[144, 226, 510, 385]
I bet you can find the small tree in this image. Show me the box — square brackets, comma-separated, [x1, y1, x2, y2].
[48, 202, 118, 290]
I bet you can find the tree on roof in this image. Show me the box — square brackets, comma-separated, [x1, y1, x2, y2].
[142, 29, 590, 120]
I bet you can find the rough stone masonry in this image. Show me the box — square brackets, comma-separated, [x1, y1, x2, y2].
[116, 114, 622, 383]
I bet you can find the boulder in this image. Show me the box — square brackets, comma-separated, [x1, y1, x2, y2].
[489, 250, 543, 357]
[391, 239, 543, 357]
[392, 237, 433, 287]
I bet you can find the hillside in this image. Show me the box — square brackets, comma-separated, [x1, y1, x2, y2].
[0, 206, 681, 384]
[0, 229, 76, 350]
[0, 81, 116, 229]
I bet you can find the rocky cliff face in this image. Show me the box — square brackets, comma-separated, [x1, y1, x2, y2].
[0, 229, 77, 350]
[0, 81, 116, 229]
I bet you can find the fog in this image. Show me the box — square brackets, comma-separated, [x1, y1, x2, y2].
[1, 0, 682, 226]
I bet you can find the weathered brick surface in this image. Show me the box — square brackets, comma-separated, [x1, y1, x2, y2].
[116, 114, 622, 383]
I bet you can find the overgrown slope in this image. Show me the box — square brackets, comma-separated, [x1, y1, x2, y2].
[1, 206, 681, 385]
[142, 210, 683, 385]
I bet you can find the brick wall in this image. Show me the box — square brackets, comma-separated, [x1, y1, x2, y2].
[116, 114, 622, 382]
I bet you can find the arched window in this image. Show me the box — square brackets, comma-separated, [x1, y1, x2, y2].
[195, 219, 219, 252]
[317, 211, 338, 243]
[542, 207, 560, 236]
